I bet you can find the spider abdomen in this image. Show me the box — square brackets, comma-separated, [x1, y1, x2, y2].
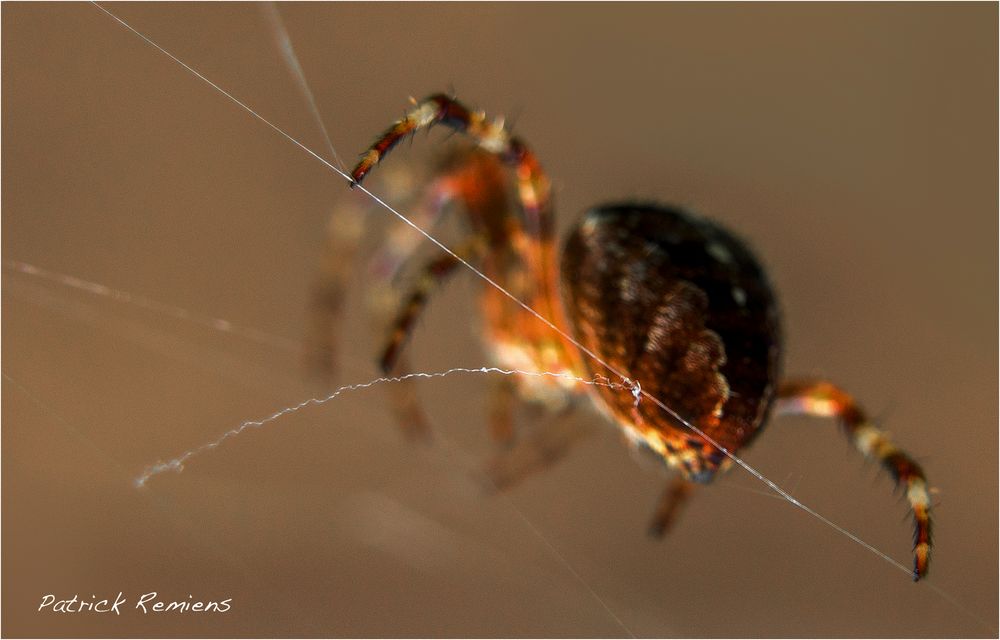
[561, 203, 783, 480]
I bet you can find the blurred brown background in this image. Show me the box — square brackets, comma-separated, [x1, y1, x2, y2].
[3, 2, 997, 637]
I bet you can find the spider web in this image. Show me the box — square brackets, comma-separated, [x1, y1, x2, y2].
[5, 3, 992, 631]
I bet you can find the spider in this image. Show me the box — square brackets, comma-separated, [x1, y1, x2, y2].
[311, 93, 932, 580]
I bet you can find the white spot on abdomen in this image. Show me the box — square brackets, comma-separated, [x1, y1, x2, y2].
[732, 286, 747, 306]
[707, 242, 733, 264]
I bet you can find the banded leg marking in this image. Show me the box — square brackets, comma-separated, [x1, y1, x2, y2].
[776, 379, 932, 580]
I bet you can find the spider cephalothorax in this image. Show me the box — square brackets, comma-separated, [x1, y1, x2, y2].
[316, 93, 931, 580]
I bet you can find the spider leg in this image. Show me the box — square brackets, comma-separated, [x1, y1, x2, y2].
[351, 94, 562, 321]
[370, 239, 484, 442]
[350, 94, 550, 240]
[377, 239, 482, 374]
[308, 159, 449, 383]
[775, 378, 932, 580]
[367, 172, 458, 286]
[648, 475, 696, 538]
[306, 198, 367, 382]
[484, 404, 593, 492]
[381, 351, 433, 441]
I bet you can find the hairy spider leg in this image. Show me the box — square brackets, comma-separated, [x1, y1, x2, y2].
[775, 379, 932, 580]
[308, 163, 446, 381]
[649, 476, 696, 538]
[351, 94, 565, 331]
[381, 351, 434, 441]
[307, 196, 368, 381]
[378, 239, 483, 374]
[366, 153, 485, 286]
[370, 238, 480, 441]
[312, 155, 503, 438]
